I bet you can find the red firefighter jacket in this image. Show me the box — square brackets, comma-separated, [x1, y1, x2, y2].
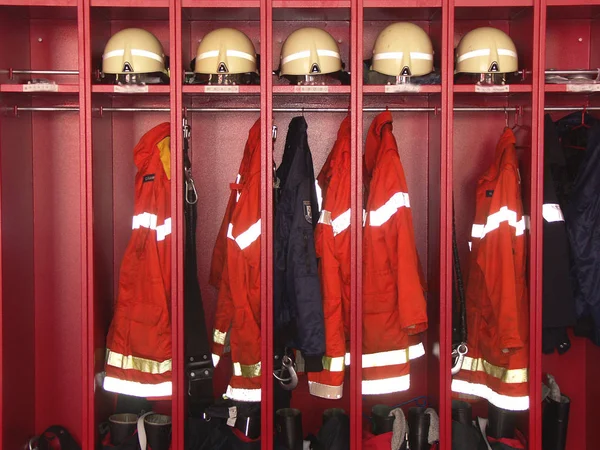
[451, 128, 529, 411]
[211, 122, 262, 402]
[210, 119, 260, 290]
[104, 123, 172, 398]
[307, 116, 352, 399]
[362, 111, 428, 395]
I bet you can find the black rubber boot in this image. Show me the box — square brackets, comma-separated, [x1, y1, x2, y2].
[275, 408, 303, 450]
[108, 413, 138, 445]
[452, 400, 473, 426]
[487, 403, 516, 439]
[371, 405, 394, 435]
[408, 407, 430, 450]
[542, 395, 570, 450]
[144, 414, 172, 450]
[323, 408, 346, 425]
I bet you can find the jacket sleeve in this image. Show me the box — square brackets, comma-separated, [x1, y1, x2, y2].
[381, 158, 428, 335]
[476, 165, 525, 352]
[209, 189, 236, 289]
[290, 176, 325, 372]
[211, 259, 234, 367]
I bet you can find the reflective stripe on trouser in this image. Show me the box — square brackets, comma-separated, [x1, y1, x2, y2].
[362, 363, 411, 395]
[103, 376, 173, 398]
[225, 375, 261, 402]
[452, 355, 529, 411]
[307, 354, 346, 399]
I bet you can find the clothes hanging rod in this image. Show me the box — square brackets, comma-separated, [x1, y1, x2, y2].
[7, 106, 600, 113]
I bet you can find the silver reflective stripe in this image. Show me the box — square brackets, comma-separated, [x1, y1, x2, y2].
[542, 203, 564, 223]
[132, 213, 172, 241]
[103, 376, 172, 397]
[457, 48, 517, 63]
[316, 180, 323, 211]
[103, 48, 164, 63]
[235, 174, 242, 202]
[373, 51, 433, 61]
[196, 49, 256, 62]
[212, 354, 220, 367]
[451, 379, 529, 411]
[308, 381, 343, 399]
[225, 385, 261, 402]
[281, 49, 341, 65]
[227, 220, 261, 250]
[363, 349, 408, 368]
[332, 209, 351, 236]
[409, 342, 425, 360]
[369, 192, 410, 227]
[318, 210, 332, 225]
[362, 374, 410, 395]
[470, 206, 525, 239]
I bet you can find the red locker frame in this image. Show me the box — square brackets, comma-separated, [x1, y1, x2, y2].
[1, 0, 600, 449]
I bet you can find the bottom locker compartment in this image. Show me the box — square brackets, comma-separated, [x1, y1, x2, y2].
[0, 94, 84, 449]
[90, 94, 174, 449]
[451, 94, 532, 449]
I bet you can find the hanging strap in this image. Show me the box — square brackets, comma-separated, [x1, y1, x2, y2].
[452, 198, 467, 345]
[183, 119, 214, 417]
[451, 198, 468, 376]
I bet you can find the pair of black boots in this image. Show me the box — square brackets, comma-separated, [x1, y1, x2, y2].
[452, 401, 522, 450]
[371, 405, 433, 450]
[542, 394, 570, 450]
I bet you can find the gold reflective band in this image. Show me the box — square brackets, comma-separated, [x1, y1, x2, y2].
[461, 356, 528, 384]
[233, 361, 262, 378]
[106, 350, 172, 375]
[322, 355, 345, 372]
[213, 329, 227, 345]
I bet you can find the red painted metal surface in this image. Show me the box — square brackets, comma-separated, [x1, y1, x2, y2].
[350, 0, 362, 447]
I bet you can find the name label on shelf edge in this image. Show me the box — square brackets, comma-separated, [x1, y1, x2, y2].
[384, 84, 422, 93]
[114, 85, 149, 93]
[475, 85, 510, 93]
[294, 85, 329, 93]
[566, 84, 600, 92]
[204, 85, 240, 93]
[22, 84, 59, 92]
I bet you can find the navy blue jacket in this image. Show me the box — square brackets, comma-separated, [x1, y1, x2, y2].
[550, 112, 600, 346]
[274, 116, 325, 371]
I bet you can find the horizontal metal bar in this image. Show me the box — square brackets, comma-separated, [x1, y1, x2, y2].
[6, 105, 600, 113]
[0, 69, 79, 76]
[545, 106, 600, 111]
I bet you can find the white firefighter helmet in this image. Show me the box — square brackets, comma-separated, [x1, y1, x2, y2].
[371, 22, 434, 77]
[102, 28, 167, 75]
[194, 28, 257, 75]
[455, 27, 518, 74]
[280, 27, 342, 76]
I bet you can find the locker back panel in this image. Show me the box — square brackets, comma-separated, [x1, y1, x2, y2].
[0, 98, 35, 450]
[91, 95, 116, 434]
[32, 107, 83, 439]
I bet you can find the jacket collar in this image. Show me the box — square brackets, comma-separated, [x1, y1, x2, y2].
[134, 122, 170, 169]
[318, 116, 350, 186]
[277, 116, 309, 189]
[364, 111, 393, 177]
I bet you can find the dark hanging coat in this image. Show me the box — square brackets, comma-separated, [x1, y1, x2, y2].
[273, 116, 325, 372]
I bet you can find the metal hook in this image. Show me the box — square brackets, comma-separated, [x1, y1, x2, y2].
[504, 108, 509, 128]
[185, 168, 198, 205]
[27, 436, 39, 450]
[273, 355, 298, 390]
[451, 343, 468, 376]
